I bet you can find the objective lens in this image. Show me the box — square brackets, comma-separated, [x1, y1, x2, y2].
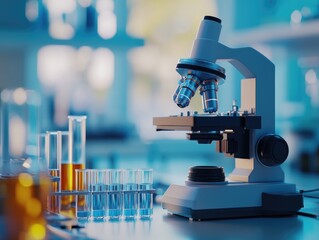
[172, 78, 184, 102]
[174, 75, 200, 108]
[200, 79, 218, 113]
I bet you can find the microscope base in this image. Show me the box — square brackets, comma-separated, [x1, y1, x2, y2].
[161, 182, 303, 220]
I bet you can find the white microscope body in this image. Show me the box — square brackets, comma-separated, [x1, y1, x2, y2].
[153, 16, 303, 220]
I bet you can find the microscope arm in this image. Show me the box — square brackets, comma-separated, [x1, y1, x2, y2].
[191, 40, 275, 134]
[190, 17, 274, 79]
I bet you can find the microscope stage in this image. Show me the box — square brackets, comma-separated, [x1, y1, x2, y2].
[161, 182, 303, 220]
[153, 115, 261, 132]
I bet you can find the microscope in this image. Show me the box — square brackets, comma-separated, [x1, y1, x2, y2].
[153, 16, 303, 220]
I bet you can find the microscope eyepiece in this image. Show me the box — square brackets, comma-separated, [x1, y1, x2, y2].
[203, 16, 222, 23]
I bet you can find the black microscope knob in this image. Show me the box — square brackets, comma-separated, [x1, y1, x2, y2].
[188, 166, 225, 182]
[257, 135, 289, 167]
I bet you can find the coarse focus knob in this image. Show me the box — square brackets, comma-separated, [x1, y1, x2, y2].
[257, 135, 289, 167]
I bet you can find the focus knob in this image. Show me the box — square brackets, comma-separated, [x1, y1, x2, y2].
[257, 135, 289, 167]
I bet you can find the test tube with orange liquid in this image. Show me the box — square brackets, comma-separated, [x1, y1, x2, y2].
[61, 116, 86, 216]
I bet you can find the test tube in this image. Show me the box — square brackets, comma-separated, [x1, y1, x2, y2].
[122, 169, 138, 219]
[46, 131, 70, 214]
[37, 133, 46, 164]
[106, 169, 123, 220]
[48, 169, 60, 213]
[138, 169, 153, 218]
[45, 132, 60, 170]
[91, 169, 107, 220]
[76, 169, 91, 220]
[44, 131, 63, 213]
[61, 116, 86, 210]
[58, 131, 69, 191]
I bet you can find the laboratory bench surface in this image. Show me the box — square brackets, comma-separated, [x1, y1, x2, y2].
[44, 167, 319, 240]
[46, 168, 319, 240]
[48, 202, 319, 240]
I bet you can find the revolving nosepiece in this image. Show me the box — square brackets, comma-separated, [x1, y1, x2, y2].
[173, 58, 225, 113]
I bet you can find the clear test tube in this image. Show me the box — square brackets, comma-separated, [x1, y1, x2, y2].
[91, 169, 107, 220]
[138, 169, 153, 218]
[44, 131, 63, 213]
[75, 169, 91, 220]
[122, 169, 138, 219]
[61, 116, 86, 193]
[37, 133, 46, 164]
[45, 131, 62, 170]
[48, 169, 60, 213]
[106, 169, 123, 220]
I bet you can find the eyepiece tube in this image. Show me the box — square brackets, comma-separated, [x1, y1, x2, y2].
[196, 16, 222, 41]
[191, 16, 222, 61]
[174, 74, 200, 108]
[200, 79, 218, 113]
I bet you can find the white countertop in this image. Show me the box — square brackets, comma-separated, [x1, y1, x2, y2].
[47, 200, 319, 240]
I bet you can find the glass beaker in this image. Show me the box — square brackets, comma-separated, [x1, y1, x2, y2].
[0, 88, 50, 239]
[0, 88, 40, 174]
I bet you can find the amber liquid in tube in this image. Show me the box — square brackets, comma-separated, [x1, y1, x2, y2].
[61, 163, 85, 216]
[61, 163, 85, 191]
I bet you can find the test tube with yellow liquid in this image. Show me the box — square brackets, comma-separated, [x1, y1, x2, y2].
[61, 116, 86, 215]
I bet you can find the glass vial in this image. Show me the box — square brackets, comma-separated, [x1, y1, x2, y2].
[122, 169, 138, 219]
[91, 169, 107, 220]
[106, 169, 123, 220]
[138, 169, 153, 218]
[76, 169, 91, 220]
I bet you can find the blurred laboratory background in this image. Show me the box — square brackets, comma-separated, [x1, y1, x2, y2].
[1, 0, 319, 186]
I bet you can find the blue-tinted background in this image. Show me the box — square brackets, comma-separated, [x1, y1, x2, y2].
[1, 0, 319, 184]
